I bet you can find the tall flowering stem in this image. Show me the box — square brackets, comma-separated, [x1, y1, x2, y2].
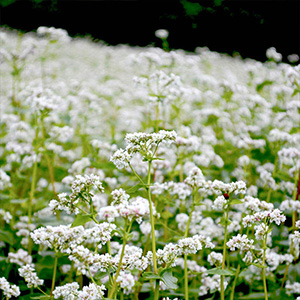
[50, 254, 58, 299]
[262, 235, 268, 300]
[28, 158, 38, 225]
[230, 264, 241, 300]
[221, 207, 229, 300]
[108, 220, 132, 298]
[147, 160, 158, 275]
[184, 194, 196, 300]
[292, 169, 300, 227]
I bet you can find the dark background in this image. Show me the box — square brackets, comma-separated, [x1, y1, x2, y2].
[0, 0, 299, 63]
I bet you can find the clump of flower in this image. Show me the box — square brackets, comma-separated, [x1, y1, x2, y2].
[0, 277, 20, 299]
[18, 264, 44, 288]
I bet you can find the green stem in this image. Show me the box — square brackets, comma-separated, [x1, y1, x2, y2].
[230, 264, 240, 300]
[88, 267, 104, 299]
[221, 207, 229, 300]
[37, 287, 49, 296]
[262, 237, 268, 300]
[50, 255, 58, 299]
[28, 157, 38, 224]
[108, 222, 132, 298]
[155, 103, 159, 132]
[147, 161, 158, 274]
[128, 163, 146, 186]
[107, 240, 111, 255]
[28, 115, 40, 227]
[184, 255, 189, 300]
[184, 202, 195, 300]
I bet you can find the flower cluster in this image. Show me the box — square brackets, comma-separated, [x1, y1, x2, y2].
[155, 235, 214, 267]
[0, 277, 20, 299]
[49, 174, 104, 215]
[18, 264, 44, 288]
[111, 130, 177, 169]
[53, 282, 106, 300]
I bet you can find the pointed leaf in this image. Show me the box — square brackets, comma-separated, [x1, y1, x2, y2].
[71, 214, 92, 227]
[229, 199, 244, 205]
[142, 272, 161, 280]
[161, 270, 178, 290]
[206, 267, 236, 276]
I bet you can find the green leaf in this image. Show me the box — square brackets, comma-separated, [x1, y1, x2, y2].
[161, 270, 178, 290]
[229, 199, 244, 205]
[205, 267, 236, 276]
[71, 214, 92, 227]
[238, 292, 271, 299]
[292, 88, 300, 97]
[218, 217, 231, 226]
[127, 232, 134, 240]
[256, 80, 273, 92]
[127, 183, 145, 193]
[252, 263, 266, 269]
[0, 230, 15, 245]
[161, 211, 173, 219]
[142, 272, 161, 280]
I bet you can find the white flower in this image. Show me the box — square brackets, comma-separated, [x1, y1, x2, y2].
[110, 148, 132, 169]
[207, 252, 223, 266]
[0, 169, 11, 190]
[0, 277, 20, 299]
[266, 47, 282, 62]
[0, 209, 12, 224]
[116, 271, 136, 294]
[8, 249, 32, 266]
[285, 280, 300, 295]
[155, 29, 169, 39]
[212, 195, 227, 211]
[53, 282, 80, 299]
[18, 264, 44, 288]
[37, 26, 71, 42]
[227, 234, 254, 252]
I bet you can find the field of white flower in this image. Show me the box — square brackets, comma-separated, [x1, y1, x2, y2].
[0, 26, 299, 300]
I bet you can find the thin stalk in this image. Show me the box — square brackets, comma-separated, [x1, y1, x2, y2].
[221, 207, 229, 300]
[262, 237, 268, 300]
[28, 157, 38, 224]
[147, 161, 158, 274]
[184, 201, 195, 300]
[50, 255, 58, 299]
[155, 102, 160, 132]
[230, 264, 240, 300]
[107, 240, 111, 255]
[134, 235, 151, 300]
[108, 222, 132, 298]
[37, 287, 48, 296]
[88, 267, 104, 299]
[292, 169, 300, 228]
[128, 163, 146, 186]
[184, 256, 189, 300]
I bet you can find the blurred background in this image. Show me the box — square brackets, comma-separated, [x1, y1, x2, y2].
[0, 0, 299, 63]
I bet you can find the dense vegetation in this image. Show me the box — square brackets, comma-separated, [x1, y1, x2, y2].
[0, 27, 299, 300]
